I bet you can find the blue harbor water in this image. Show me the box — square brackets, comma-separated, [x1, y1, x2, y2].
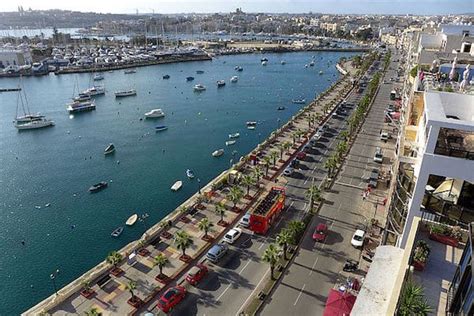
[0, 51, 355, 314]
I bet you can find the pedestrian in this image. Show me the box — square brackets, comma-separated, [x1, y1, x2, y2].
[362, 191, 367, 200]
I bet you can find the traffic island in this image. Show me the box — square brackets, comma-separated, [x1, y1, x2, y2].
[202, 235, 214, 242]
[179, 254, 192, 263]
[127, 296, 142, 308]
[217, 220, 229, 227]
[155, 274, 170, 285]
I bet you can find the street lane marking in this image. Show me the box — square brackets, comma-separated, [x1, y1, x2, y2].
[293, 284, 306, 306]
[239, 260, 252, 275]
[235, 268, 270, 316]
[309, 258, 319, 275]
[216, 283, 232, 301]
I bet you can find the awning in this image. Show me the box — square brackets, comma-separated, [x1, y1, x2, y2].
[323, 289, 356, 316]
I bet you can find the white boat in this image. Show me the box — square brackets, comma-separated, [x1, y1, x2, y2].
[281, 60, 286, 65]
[125, 214, 138, 226]
[155, 125, 168, 132]
[193, 84, 206, 92]
[246, 121, 257, 126]
[111, 227, 124, 237]
[124, 69, 136, 74]
[235, 66, 243, 71]
[67, 100, 96, 113]
[262, 61, 268, 66]
[319, 70, 324, 75]
[145, 109, 165, 118]
[217, 80, 226, 87]
[305, 64, 309, 68]
[15, 118, 54, 130]
[14, 84, 54, 130]
[186, 169, 195, 179]
[247, 126, 256, 130]
[230, 76, 239, 83]
[93, 73, 104, 81]
[309, 61, 315, 67]
[212, 149, 224, 157]
[73, 93, 92, 102]
[226, 140, 236, 146]
[115, 89, 137, 97]
[104, 143, 115, 155]
[171, 180, 183, 191]
[82, 85, 105, 96]
[229, 133, 240, 139]
[15, 113, 45, 123]
[292, 99, 306, 104]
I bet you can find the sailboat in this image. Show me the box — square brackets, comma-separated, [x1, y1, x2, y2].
[14, 83, 54, 130]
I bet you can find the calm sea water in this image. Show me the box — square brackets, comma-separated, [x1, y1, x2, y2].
[0, 51, 355, 314]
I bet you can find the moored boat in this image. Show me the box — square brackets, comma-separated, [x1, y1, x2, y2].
[111, 226, 124, 237]
[226, 140, 236, 146]
[67, 100, 96, 113]
[292, 99, 306, 104]
[88, 181, 108, 193]
[104, 143, 115, 155]
[15, 118, 54, 130]
[261, 60, 268, 66]
[155, 125, 168, 132]
[196, 70, 205, 74]
[229, 133, 240, 139]
[281, 60, 286, 65]
[235, 66, 243, 72]
[246, 121, 257, 126]
[277, 106, 286, 111]
[193, 84, 206, 92]
[163, 74, 170, 79]
[230, 76, 238, 83]
[309, 61, 315, 67]
[217, 80, 226, 87]
[186, 76, 195, 81]
[319, 70, 323, 75]
[93, 73, 104, 81]
[212, 149, 224, 157]
[81, 85, 105, 96]
[124, 69, 136, 74]
[171, 180, 183, 191]
[115, 89, 137, 97]
[145, 109, 165, 118]
[186, 169, 195, 179]
[125, 214, 138, 226]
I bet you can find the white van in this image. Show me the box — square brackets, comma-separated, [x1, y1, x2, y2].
[374, 147, 383, 163]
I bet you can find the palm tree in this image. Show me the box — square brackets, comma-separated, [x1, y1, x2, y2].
[262, 156, 272, 176]
[106, 251, 123, 269]
[174, 230, 193, 258]
[228, 185, 244, 209]
[288, 220, 305, 242]
[306, 184, 322, 212]
[262, 243, 281, 280]
[276, 229, 292, 260]
[296, 129, 304, 141]
[214, 203, 226, 223]
[291, 131, 298, 145]
[198, 217, 213, 239]
[277, 143, 285, 160]
[340, 130, 349, 141]
[283, 141, 292, 154]
[126, 280, 137, 300]
[270, 151, 279, 167]
[153, 253, 169, 277]
[397, 279, 432, 316]
[241, 174, 256, 196]
[336, 141, 348, 159]
[253, 166, 264, 184]
[324, 156, 337, 177]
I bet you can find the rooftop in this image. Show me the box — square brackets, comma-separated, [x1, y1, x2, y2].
[424, 91, 474, 125]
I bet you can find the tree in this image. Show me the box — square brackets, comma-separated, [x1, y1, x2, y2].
[174, 230, 193, 257]
[106, 251, 123, 269]
[336, 141, 348, 159]
[296, 129, 305, 141]
[126, 280, 137, 299]
[288, 220, 305, 239]
[277, 143, 285, 160]
[214, 203, 226, 222]
[198, 217, 213, 238]
[306, 184, 322, 212]
[291, 131, 298, 145]
[324, 156, 337, 177]
[228, 185, 244, 208]
[262, 243, 280, 280]
[340, 130, 349, 141]
[270, 151, 279, 167]
[397, 279, 432, 316]
[84, 308, 101, 316]
[262, 156, 271, 176]
[276, 229, 292, 260]
[153, 253, 169, 277]
[252, 166, 264, 184]
[283, 141, 292, 154]
[241, 174, 256, 196]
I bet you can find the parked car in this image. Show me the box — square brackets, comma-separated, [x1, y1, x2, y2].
[296, 151, 307, 160]
[312, 223, 328, 242]
[373, 147, 383, 163]
[223, 228, 242, 244]
[369, 168, 379, 188]
[185, 264, 208, 285]
[351, 229, 366, 248]
[206, 243, 228, 263]
[380, 131, 389, 141]
[239, 212, 251, 227]
[283, 167, 294, 176]
[290, 159, 300, 169]
[157, 286, 186, 313]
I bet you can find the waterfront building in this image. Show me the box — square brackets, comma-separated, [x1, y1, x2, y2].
[0, 46, 32, 67]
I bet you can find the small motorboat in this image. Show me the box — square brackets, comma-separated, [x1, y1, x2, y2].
[230, 76, 238, 83]
[212, 149, 224, 157]
[186, 169, 195, 179]
[89, 181, 108, 193]
[104, 143, 115, 155]
[111, 226, 124, 237]
[319, 70, 324, 75]
[229, 133, 240, 139]
[163, 74, 170, 79]
[235, 66, 243, 72]
[292, 99, 306, 104]
[281, 60, 286, 65]
[126, 214, 138, 226]
[145, 109, 165, 118]
[193, 84, 206, 92]
[261, 61, 268, 66]
[247, 126, 256, 130]
[246, 121, 257, 127]
[226, 140, 236, 146]
[186, 76, 195, 81]
[217, 80, 226, 87]
[196, 70, 205, 74]
[115, 89, 137, 97]
[171, 180, 183, 191]
[261, 57, 268, 62]
[277, 106, 286, 111]
[124, 69, 136, 74]
[155, 125, 168, 132]
[304, 64, 309, 68]
[93, 73, 104, 81]
[309, 61, 315, 67]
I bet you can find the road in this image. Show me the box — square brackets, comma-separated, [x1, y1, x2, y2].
[260, 51, 402, 316]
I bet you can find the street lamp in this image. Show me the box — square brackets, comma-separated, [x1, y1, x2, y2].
[50, 269, 60, 295]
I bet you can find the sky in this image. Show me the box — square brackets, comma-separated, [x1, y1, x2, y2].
[2, 0, 473, 15]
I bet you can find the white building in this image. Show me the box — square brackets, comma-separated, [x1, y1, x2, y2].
[0, 48, 33, 67]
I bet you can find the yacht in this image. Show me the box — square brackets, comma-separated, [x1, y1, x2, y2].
[193, 84, 206, 92]
[104, 143, 115, 155]
[145, 109, 165, 118]
[186, 169, 195, 179]
[93, 73, 104, 81]
[15, 118, 54, 130]
[73, 93, 92, 102]
[82, 85, 105, 96]
[67, 100, 96, 113]
[115, 89, 137, 97]
[124, 68, 136, 74]
[171, 180, 183, 191]
[226, 140, 236, 146]
[14, 84, 54, 130]
[88, 181, 108, 193]
[186, 76, 195, 81]
[111, 227, 124, 238]
[15, 113, 45, 123]
[217, 80, 226, 87]
[229, 133, 240, 139]
[230, 76, 238, 83]
[155, 125, 168, 132]
[212, 149, 224, 157]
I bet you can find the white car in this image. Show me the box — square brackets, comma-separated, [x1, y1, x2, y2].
[223, 228, 242, 244]
[239, 213, 251, 228]
[351, 229, 366, 248]
[283, 167, 294, 176]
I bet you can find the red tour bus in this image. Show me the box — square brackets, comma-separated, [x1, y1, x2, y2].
[249, 187, 286, 234]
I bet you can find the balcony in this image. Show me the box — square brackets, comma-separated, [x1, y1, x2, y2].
[435, 128, 474, 160]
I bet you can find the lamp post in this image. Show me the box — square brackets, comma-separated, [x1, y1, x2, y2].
[50, 269, 60, 295]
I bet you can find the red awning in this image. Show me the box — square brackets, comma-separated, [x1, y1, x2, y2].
[323, 289, 357, 316]
[390, 112, 401, 120]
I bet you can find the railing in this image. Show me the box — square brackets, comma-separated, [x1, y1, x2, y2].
[434, 145, 474, 160]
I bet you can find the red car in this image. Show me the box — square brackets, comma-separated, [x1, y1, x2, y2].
[313, 223, 328, 242]
[157, 286, 186, 313]
[296, 151, 306, 160]
[185, 263, 208, 285]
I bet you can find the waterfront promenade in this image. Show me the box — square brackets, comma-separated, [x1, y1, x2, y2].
[24, 58, 358, 315]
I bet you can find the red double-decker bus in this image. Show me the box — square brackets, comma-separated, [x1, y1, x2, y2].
[249, 187, 286, 235]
